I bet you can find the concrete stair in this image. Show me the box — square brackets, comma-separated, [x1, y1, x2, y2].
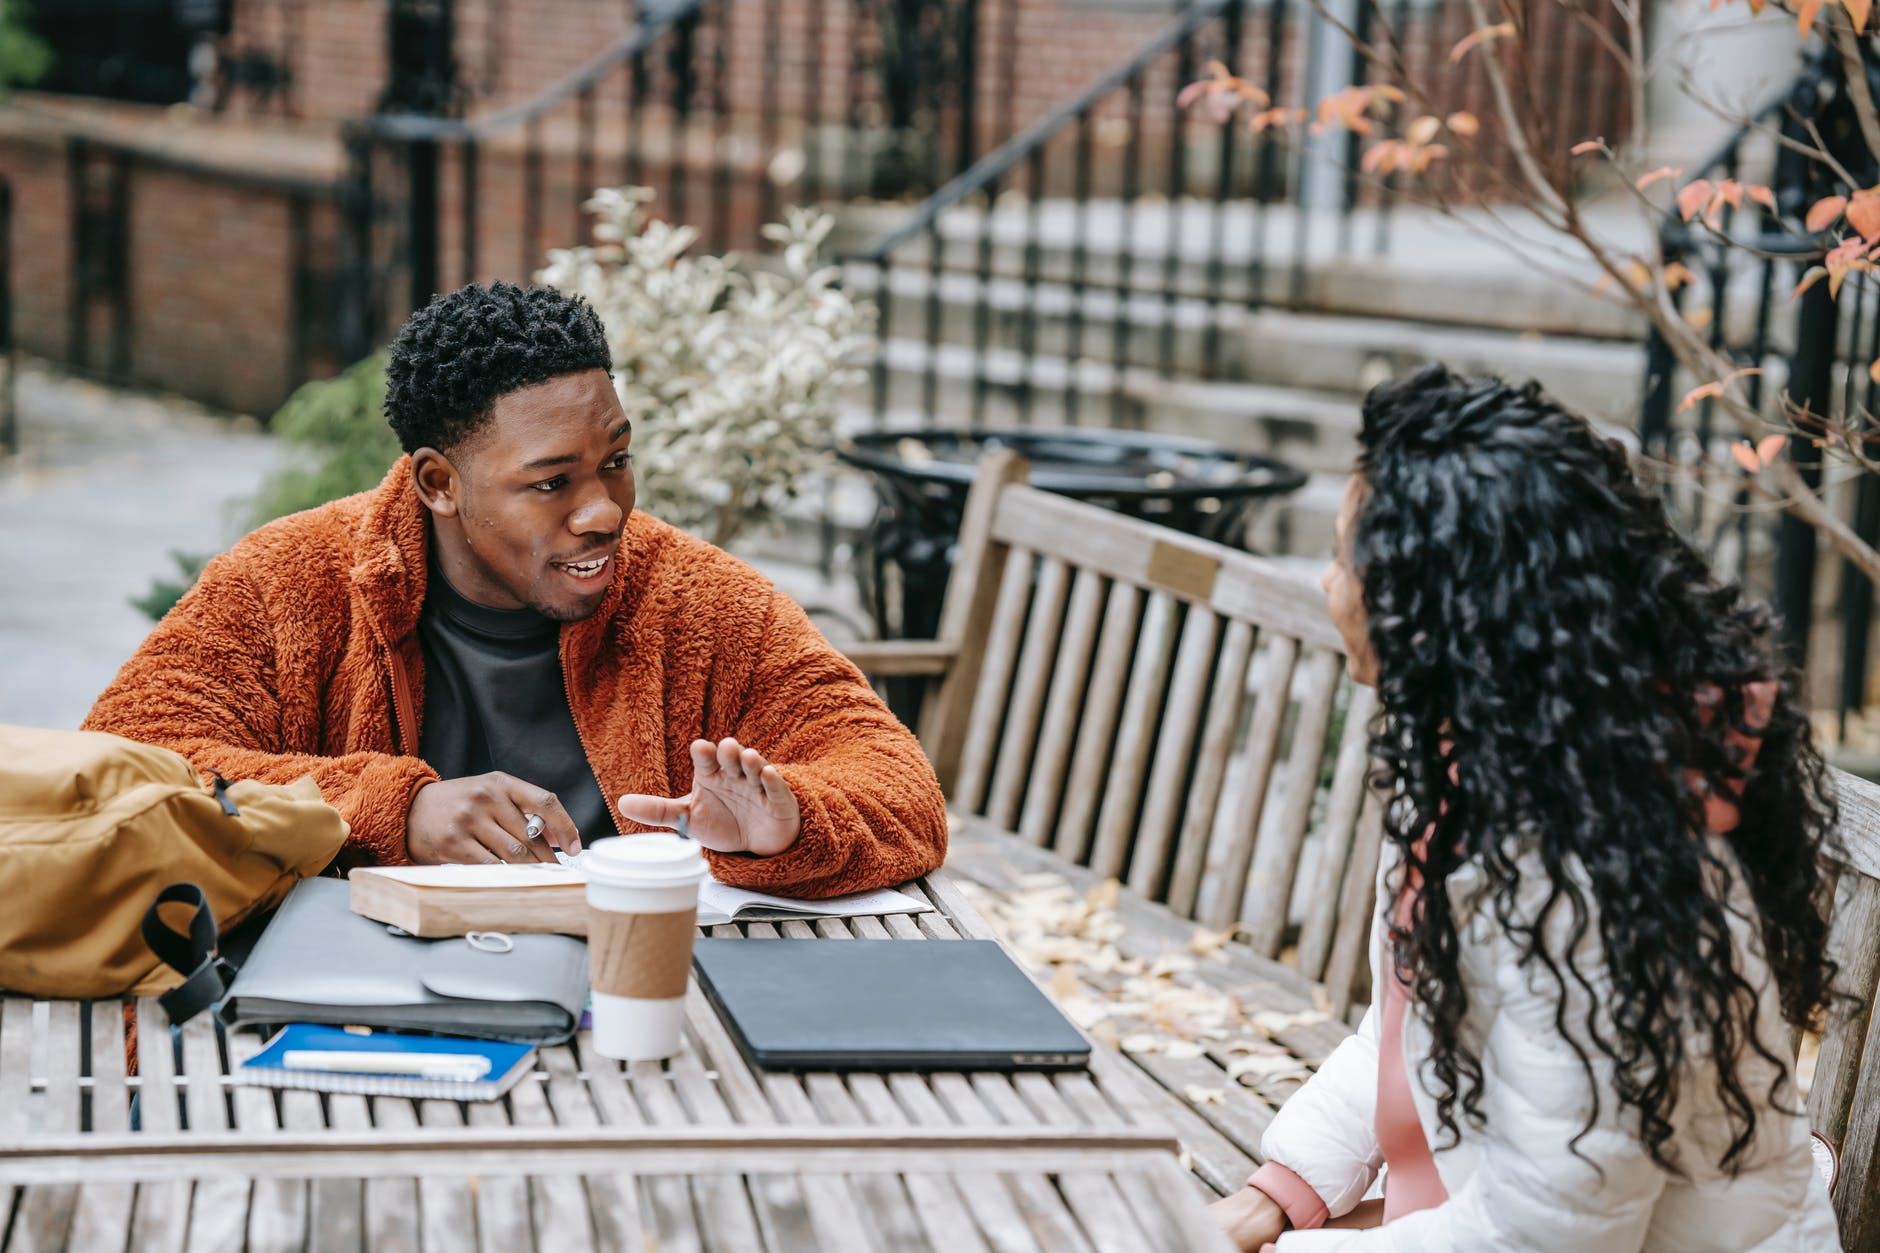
[816, 197, 1657, 567]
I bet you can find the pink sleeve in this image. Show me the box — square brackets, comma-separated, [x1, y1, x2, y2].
[1247, 1161, 1331, 1231]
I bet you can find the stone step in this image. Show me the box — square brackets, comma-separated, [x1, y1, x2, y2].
[835, 200, 1651, 342]
[851, 265, 1652, 424]
[862, 337, 1363, 471]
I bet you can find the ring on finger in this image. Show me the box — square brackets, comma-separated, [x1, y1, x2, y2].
[524, 812, 546, 840]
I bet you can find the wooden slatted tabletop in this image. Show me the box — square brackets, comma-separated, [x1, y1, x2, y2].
[0, 871, 1239, 1251]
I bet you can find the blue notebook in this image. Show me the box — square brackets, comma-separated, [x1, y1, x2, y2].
[235, 1024, 537, 1101]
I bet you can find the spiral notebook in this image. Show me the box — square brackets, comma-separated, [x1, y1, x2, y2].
[234, 1024, 537, 1101]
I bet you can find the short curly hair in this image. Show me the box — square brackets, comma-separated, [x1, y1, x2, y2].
[383, 281, 613, 454]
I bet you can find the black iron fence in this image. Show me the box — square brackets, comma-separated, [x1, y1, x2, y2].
[839, 0, 1633, 433]
[1639, 45, 1880, 725]
[1, 178, 13, 458]
[55, 136, 342, 413]
[335, 0, 996, 360]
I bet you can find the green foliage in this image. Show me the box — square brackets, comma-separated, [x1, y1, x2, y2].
[133, 355, 398, 621]
[0, 0, 51, 96]
[129, 550, 211, 623]
[245, 353, 398, 529]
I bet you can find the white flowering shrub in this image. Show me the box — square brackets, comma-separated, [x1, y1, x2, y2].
[536, 187, 873, 549]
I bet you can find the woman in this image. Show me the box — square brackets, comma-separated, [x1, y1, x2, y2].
[1211, 365, 1842, 1250]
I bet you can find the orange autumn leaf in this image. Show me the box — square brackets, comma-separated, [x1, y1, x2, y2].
[1793, 265, 1829, 299]
[1806, 196, 1847, 232]
[1871, 356, 1880, 384]
[1744, 184, 1777, 211]
[1314, 87, 1376, 135]
[1731, 442, 1764, 474]
[1663, 261, 1697, 291]
[1798, 0, 1827, 35]
[1362, 141, 1400, 174]
[1247, 107, 1307, 132]
[1677, 179, 1714, 222]
[1636, 166, 1682, 191]
[1757, 433, 1787, 464]
[1684, 306, 1714, 332]
[1405, 114, 1442, 146]
[1446, 111, 1480, 137]
[1596, 258, 1653, 295]
[1848, 0, 1872, 30]
[1408, 144, 1449, 174]
[1848, 193, 1880, 242]
[1451, 21, 1516, 62]
[1825, 235, 1874, 297]
[1571, 139, 1604, 156]
[1680, 368, 1764, 413]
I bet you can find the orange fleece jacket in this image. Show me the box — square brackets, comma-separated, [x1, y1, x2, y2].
[84, 458, 947, 897]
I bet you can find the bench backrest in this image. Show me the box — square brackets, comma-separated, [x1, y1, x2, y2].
[865, 454, 1880, 1246]
[1813, 769, 1880, 1251]
[913, 451, 1378, 1015]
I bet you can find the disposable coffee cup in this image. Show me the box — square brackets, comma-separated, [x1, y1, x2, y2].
[583, 833, 708, 1061]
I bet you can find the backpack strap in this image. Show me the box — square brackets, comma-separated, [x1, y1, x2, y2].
[141, 883, 237, 1026]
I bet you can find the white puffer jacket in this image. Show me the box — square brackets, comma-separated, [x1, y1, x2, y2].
[1261, 840, 1842, 1251]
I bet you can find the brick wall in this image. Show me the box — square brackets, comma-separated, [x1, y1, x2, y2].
[0, 125, 341, 417]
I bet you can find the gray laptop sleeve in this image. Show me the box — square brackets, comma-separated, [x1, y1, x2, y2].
[221, 877, 589, 1043]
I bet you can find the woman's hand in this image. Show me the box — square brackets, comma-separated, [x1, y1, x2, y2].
[1209, 1186, 1288, 1252]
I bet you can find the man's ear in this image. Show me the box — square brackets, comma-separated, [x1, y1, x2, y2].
[411, 448, 461, 518]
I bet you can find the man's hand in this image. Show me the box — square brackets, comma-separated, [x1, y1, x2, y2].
[1209, 1186, 1288, 1253]
[405, 773, 583, 864]
[616, 737, 802, 856]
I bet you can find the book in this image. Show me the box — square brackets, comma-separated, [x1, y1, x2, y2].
[348, 859, 933, 937]
[234, 1023, 537, 1101]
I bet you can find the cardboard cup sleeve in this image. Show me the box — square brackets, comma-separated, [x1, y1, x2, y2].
[588, 906, 697, 999]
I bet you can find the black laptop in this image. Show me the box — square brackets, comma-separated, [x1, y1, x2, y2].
[691, 938, 1091, 1072]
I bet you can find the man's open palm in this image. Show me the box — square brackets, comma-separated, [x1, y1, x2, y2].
[615, 737, 802, 856]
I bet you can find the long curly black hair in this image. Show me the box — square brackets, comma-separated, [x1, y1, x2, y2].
[1354, 364, 1836, 1173]
[384, 281, 612, 455]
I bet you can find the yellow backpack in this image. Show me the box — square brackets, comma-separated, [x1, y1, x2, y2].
[0, 726, 348, 1000]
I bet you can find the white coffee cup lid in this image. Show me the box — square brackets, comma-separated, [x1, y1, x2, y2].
[583, 833, 708, 887]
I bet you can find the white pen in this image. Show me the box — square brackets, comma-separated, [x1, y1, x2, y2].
[281, 1050, 492, 1081]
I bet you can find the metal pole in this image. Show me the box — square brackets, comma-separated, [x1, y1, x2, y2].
[407, 138, 441, 311]
[337, 129, 378, 368]
[0, 181, 13, 458]
[1776, 275, 1836, 669]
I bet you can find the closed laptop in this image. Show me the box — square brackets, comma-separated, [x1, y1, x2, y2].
[692, 938, 1091, 1071]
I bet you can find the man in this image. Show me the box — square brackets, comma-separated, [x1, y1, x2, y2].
[85, 282, 946, 897]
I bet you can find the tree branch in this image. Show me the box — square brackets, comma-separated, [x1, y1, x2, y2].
[1832, 13, 1880, 170]
[1459, 0, 1569, 216]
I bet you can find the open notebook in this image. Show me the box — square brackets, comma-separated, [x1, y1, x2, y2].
[350, 859, 933, 936]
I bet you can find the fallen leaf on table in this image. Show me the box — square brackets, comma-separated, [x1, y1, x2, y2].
[1121, 1033, 1167, 1054]
[1050, 965, 1082, 1003]
[1163, 1040, 1207, 1060]
[1087, 878, 1121, 911]
[1249, 1008, 1334, 1037]
[1183, 1084, 1227, 1106]
[1228, 1053, 1312, 1084]
[1189, 925, 1239, 957]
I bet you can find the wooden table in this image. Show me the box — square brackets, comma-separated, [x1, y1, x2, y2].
[0, 872, 1235, 1252]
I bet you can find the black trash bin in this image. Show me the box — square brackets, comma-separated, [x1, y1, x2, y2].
[837, 427, 1307, 723]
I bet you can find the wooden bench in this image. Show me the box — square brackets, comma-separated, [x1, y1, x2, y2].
[844, 451, 1880, 1250]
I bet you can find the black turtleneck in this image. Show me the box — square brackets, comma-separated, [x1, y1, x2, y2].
[415, 567, 614, 842]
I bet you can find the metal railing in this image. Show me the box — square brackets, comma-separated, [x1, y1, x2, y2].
[336, 0, 997, 360]
[839, 0, 1633, 435]
[57, 136, 342, 411]
[0, 178, 13, 457]
[1638, 44, 1880, 724]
